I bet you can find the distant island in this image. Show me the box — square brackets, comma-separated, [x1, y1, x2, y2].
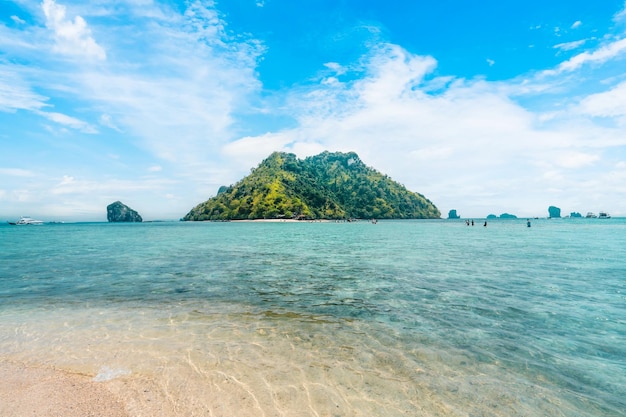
[184, 151, 440, 221]
[107, 201, 143, 222]
[486, 213, 518, 219]
[548, 206, 561, 218]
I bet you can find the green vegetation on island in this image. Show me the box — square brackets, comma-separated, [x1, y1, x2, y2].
[184, 151, 440, 221]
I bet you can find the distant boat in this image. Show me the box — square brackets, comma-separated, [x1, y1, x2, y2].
[585, 212, 597, 218]
[8, 216, 44, 225]
[598, 212, 611, 219]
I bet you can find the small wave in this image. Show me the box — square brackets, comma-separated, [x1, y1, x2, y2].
[93, 366, 131, 382]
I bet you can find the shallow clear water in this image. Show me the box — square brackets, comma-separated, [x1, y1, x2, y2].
[1, 219, 625, 416]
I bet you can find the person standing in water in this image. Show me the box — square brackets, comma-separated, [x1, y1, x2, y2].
[527, 219, 531, 227]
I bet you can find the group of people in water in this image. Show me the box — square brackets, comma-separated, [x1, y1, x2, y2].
[465, 219, 488, 227]
[464, 219, 532, 227]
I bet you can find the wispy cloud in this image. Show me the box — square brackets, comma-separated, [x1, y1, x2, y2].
[0, 168, 37, 177]
[553, 39, 587, 52]
[36, 110, 98, 133]
[4, 0, 263, 161]
[98, 114, 121, 131]
[547, 37, 626, 74]
[0, 68, 48, 112]
[11, 15, 26, 25]
[615, 2, 626, 24]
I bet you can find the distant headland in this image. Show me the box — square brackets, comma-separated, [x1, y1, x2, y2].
[183, 151, 440, 221]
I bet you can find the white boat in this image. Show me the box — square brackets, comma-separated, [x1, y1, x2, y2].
[598, 212, 611, 219]
[9, 216, 44, 225]
[585, 212, 597, 218]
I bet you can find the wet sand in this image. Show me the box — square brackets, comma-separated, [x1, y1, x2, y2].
[0, 361, 129, 417]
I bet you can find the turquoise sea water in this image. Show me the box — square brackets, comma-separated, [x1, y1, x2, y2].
[1, 219, 624, 416]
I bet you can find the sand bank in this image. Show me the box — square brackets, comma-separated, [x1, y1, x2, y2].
[0, 361, 128, 417]
[230, 218, 330, 222]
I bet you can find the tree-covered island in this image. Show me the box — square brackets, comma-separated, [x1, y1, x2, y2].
[183, 151, 440, 221]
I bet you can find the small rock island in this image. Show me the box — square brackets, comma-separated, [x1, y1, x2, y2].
[548, 206, 561, 218]
[107, 201, 143, 222]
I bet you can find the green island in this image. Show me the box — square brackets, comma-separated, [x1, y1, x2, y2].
[184, 151, 440, 221]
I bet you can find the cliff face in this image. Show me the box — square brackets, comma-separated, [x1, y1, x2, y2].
[184, 151, 440, 221]
[107, 201, 143, 222]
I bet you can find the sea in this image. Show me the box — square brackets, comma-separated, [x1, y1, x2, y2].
[0, 218, 624, 416]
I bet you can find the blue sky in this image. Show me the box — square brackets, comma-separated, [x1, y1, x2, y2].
[2, 0, 626, 221]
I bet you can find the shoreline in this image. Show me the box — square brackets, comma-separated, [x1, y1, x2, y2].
[0, 361, 129, 417]
[230, 218, 331, 222]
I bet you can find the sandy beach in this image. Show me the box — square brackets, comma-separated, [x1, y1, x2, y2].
[0, 361, 129, 417]
[230, 218, 331, 222]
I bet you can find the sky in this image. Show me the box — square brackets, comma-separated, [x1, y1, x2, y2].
[2, 0, 626, 221]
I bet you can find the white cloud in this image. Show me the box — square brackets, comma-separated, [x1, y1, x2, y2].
[36, 110, 98, 133]
[0, 168, 37, 177]
[614, 3, 626, 24]
[358, 44, 437, 103]
[324, 62, 347, 75]
[409, 146, 454, 161]
[58, 175, 75, 185]
[11, 15, 26, 25]
[549, 37, 626, 74]
[571, 21, 582, 29]
[577, 81, 626, 122]
[555, 152, 600, 168]
[51, 176, 176, 196]
[51, 2, 265, 169]
[42, 0, 106, 60]
[553, 39, 587, 52]
[222, 132, 295, 169]
[99, 114, 121, 131]
[0, 68, 48, 112]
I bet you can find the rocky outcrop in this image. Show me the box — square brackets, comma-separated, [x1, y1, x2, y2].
[548, 206, 561, 218]
[447, 209, 460, 219]
[107, 201, 143, 222]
